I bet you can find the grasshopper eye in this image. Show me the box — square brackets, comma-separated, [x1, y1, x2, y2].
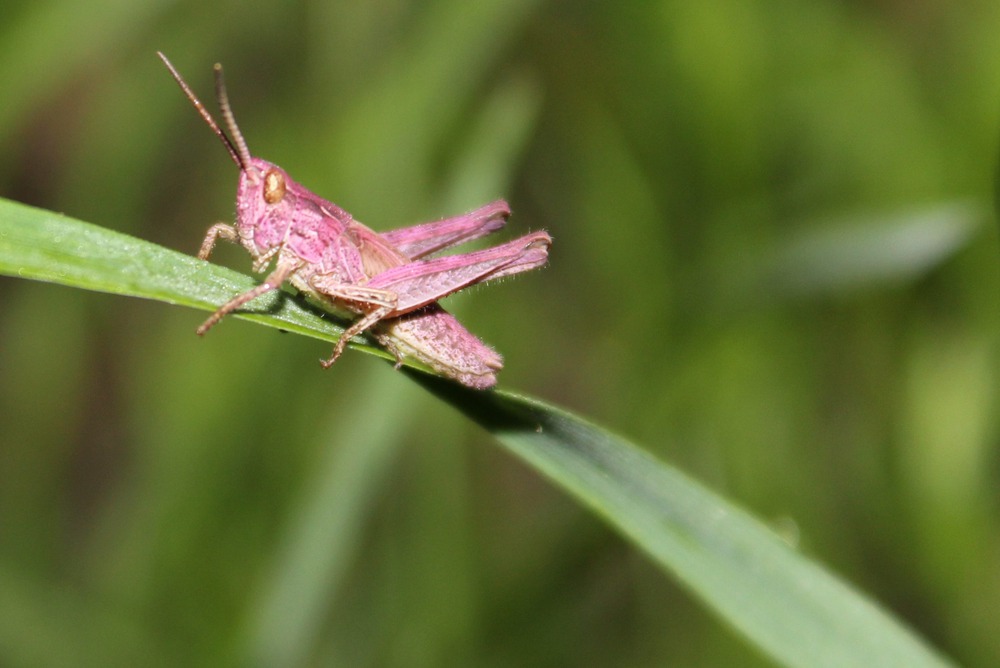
[263, 169, 286, 204]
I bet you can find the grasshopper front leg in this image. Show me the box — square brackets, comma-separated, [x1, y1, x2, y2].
[198, 222, 239, 260]
[197, 258, 302, 335]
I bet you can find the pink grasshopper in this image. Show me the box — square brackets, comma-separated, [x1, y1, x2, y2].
[159, 53, 551, 389]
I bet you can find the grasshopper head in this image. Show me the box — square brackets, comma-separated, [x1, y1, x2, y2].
[160, 54, 293, 250]
[233, 158, 297, 248]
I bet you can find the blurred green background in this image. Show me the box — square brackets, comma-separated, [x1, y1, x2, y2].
[1, 0, 998, 665]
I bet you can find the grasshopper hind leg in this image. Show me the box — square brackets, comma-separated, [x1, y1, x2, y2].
[375, 306, 502, 389]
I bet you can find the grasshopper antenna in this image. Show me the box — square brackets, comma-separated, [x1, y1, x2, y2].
[157, 51, 246, 170]
[213, 63, 253, 170]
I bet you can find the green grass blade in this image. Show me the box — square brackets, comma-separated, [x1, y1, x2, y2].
[412, 374, 956, 668]
[0, 197, 393, 358]
[0, 196, 955, 667]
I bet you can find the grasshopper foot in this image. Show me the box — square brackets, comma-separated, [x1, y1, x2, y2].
[320, 337, 351, 369]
